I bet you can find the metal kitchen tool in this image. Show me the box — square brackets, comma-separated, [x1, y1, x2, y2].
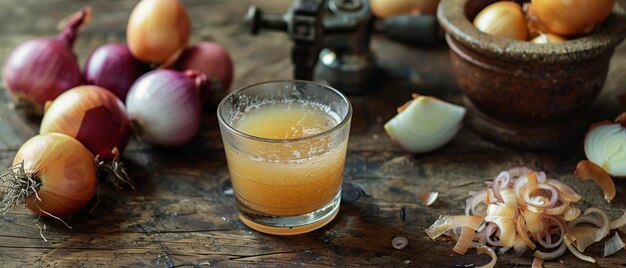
[244, 0, 443, 93]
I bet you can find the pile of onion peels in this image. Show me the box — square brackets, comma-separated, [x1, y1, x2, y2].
[425, 167, 626, 267]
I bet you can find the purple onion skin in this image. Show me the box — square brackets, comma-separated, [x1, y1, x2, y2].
[1, 8, 89, 115]
[84, 43, 149, 101]
[175, 42, 233, 102]
[3, 40, 81, 113]
[126, 69, 206, 147]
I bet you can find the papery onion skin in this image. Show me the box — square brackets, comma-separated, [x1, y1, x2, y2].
[176, 42, 234, 103]
[425, 215, 483, 239]
[84, 43, 149, 101]
[473, 1, 529, 41]
[13, 133, 97, 218]
[565, 236, 596, 263]
[126, 69, 205, 147]
[127, 0, 191, 67]
[40, 85, 132, 161]
[2, 8, 89, 115]
[531, 0, 615, 36]
[453, 226, 475, 255]
[575, 160, 616, 203]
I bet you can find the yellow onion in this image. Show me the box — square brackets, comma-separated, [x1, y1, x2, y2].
[40, 85, 132, 161]
[370, 0, 440, 17]
[531, 33, 567, 44]
[127, 0, 191, 67]
[40, 85, 133, 189]
[473, 1, 529, 41]
[2, 133, 97, 219]
[531, 0, 615, 36]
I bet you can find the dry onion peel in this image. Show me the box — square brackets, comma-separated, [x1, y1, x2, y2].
[566, 227, 599, 253]
[531, 257, 543, 268]
[453, 226, 475, 255]
[424, 215, 483, 239]
[384, 94, 466, 153]
[575, 160, 616, 203]
[603, 232, 625, 257]
[565, 236, 596, 263]
[419, 191, 438, 206]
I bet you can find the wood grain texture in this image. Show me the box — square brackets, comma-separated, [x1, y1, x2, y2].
[1, 0, 626, 267]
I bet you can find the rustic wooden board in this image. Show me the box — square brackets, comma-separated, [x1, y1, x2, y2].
[0, 0, 626, 267]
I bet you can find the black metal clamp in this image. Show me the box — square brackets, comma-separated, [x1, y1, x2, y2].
[245, 0, 443, 93]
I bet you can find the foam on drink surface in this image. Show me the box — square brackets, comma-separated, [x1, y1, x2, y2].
[232, 100, 340, 140]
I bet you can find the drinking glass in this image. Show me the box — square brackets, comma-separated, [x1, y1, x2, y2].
[217, 80, 352, 235]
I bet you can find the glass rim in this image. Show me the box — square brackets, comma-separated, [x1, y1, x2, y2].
[217, 80, 353, 143]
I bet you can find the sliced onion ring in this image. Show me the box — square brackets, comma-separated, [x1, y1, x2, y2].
[546, 179, 581, 202]
[533, 242, 566, 261]
[584, 207, 609, 242]
[564, 206, 581, 222]
[604, 232, 625, 257]
[485, 216, 515, 248]
[523, 183, 559, 208]
[516, 214, 536, 249]
[609, 209, 626, 230]
[476, 245, 497, 268]
[565, 236, 596, 263]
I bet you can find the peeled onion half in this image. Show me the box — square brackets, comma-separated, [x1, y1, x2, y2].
[384, 94, 466, 153]
[584, 113, 626, 178]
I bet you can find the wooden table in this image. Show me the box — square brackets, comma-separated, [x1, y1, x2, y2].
[1, 1, 625, 267]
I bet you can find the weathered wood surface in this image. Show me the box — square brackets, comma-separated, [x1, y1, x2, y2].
[1, 0, 626, 267]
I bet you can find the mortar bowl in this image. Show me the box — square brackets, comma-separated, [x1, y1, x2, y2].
[437, 0, 626, 149]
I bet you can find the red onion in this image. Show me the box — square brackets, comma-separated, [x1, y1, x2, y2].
[84, 43, 149, 101]
[126, 69, 208, 147]
[175, 42, 234, 102]
[2, 8, 90, 115]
